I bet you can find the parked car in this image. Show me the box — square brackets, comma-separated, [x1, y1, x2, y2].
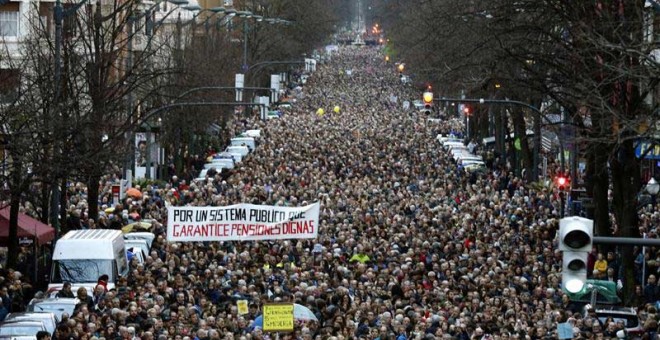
[204, 159, 235, 170]
[241, 129, 261, 138]
[27, 298, 78, 321]
[123, 232, 155, 249]
[213, 152, 242, 163]
[225, 146, 250, 157]
[124, 239, 149, 261]
[0, 320, 47, 339]
[582, 304, 643, 338]
[6, 312, 58, 334]
[230, 137, 256, 151]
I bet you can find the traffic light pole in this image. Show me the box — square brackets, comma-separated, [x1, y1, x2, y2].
[593, 236, 660, 247]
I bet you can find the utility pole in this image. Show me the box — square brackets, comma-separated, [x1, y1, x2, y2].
[242, 17, 248, 72]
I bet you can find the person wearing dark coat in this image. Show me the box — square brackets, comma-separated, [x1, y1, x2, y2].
[56, 282, 75, 298]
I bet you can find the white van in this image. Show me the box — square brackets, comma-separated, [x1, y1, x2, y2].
[225, 145, 250, 157]
[49, 229, 128, 297]
[230, 137, 256, 151]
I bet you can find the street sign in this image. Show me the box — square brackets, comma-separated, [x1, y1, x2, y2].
[235, 74, 244, 102]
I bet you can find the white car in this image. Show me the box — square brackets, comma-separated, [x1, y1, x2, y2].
[241, 129, 261, 138]
[27, 298, 79, 321]
[225, 146, 249, 157]
[231, 137, 256, 151]
[196, 168, 222, 182]
[123, 232, 155, 249]
[213, 152, 242, 163]
[204, 159, 235, 170]
[443, 141, 465, 150]
[436, 135, 462, 144]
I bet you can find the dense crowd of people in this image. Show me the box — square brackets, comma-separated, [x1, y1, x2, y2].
[4, 45, 660, 340]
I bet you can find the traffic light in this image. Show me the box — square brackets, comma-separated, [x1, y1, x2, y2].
[420, 87, 433, 115]
[423, 91, 433, 107]
[559, 216, 593, 293]
[555, 173, 570, 191]
[463, 105, 472, 116]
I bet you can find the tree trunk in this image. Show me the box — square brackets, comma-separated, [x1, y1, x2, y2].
[7, 193, 20, 269]
[512, 110, 532, 180]
[59, 178, 67, 235]
[611, 139, 641, 304]
[588, 142, 611, 238]
[87, 170, 101, 223]
[40, 183, 49, 224]
[7, 157, 22, 268]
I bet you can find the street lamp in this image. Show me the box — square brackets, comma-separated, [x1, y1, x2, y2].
[397, 63, 404, 73]
[647, 177, 660, 205]
[237, 11, 253, 72]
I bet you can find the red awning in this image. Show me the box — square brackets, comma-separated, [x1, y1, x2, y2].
[0, 207, 55, 246]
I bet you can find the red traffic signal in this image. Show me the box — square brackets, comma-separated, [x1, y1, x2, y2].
[555, 173, 570, 191]
[463, 106, 472, 116]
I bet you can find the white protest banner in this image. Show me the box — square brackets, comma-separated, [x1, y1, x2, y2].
[167, 203, 320, 242]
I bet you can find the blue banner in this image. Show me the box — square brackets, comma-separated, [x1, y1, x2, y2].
[636, 141, 660, 159]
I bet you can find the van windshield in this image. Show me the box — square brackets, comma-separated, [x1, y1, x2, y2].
[51, 260, 113, 283]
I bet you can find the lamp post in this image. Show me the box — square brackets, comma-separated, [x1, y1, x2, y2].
[176, 5, 233, 35]
[236, 10, 253, 72]
[647, 177, 660, 206]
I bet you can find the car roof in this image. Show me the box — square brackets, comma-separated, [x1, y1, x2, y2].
[7, 312, 56, 319]
[594, 307, 637, 315]
[30, 298, 78, 305]
[0, 320, 45, 326]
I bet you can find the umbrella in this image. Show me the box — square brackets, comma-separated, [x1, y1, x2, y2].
[292, 304, 317, 321]
[126, 188, 142, 199]
[250, 304, 318, 330]
[122, 221, 152, 233]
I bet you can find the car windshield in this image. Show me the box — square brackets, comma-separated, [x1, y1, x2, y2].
[597, 313, 639, 328]
[51, 259, 113, 283]
[0, 324, 43, 335]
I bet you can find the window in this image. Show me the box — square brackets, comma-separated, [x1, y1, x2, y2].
[0, 68, 19, 103]
[0, 11, 18, 37]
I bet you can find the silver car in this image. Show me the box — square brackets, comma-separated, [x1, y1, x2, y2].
[0, 319, 46, 339]
[27, 298, 78, 322]
[7, 311, 59, 334]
